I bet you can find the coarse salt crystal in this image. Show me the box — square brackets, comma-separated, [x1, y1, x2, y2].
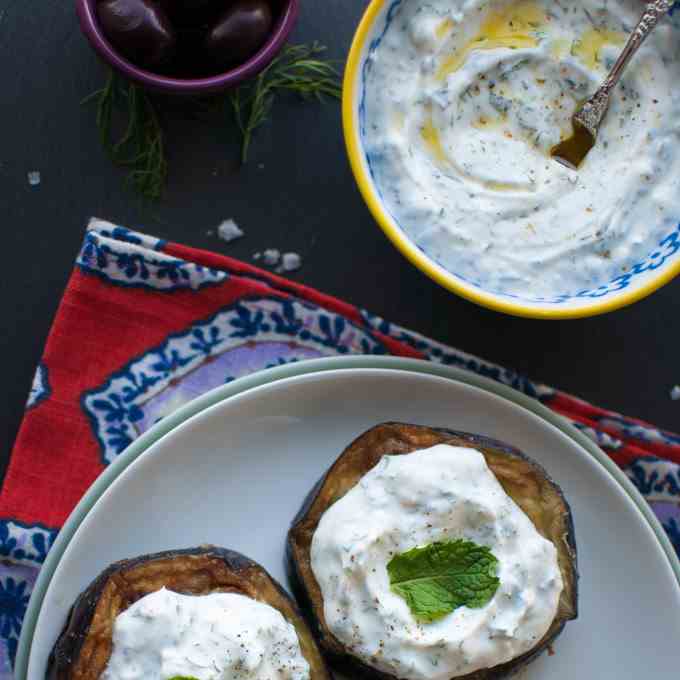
[262, 249, 281, 266]
[216, 219, 244, 243]
[280, 252, 302, 272]
[28, 171, 41, 186]
[671, 385, 680, 401]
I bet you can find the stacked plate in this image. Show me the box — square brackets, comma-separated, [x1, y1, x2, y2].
[17, 357, 680, 679]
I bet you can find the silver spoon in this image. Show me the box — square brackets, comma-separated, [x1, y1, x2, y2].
[551, 0, 675, 170]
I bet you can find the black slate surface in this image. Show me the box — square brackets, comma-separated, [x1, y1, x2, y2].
[0, 0, 678, 485]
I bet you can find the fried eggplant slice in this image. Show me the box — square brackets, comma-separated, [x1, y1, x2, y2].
[288, 422, 578, 680]
[48, 546, 332, 680]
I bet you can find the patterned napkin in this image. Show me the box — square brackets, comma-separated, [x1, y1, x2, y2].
[1, 219, 679, 677]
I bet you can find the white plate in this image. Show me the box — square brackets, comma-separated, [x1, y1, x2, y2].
[25, 365, 680, 679]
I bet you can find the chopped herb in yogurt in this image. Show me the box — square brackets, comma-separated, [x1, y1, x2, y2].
[102, 589, 310, 680]
[363, 0, 680, 297]
[311, 445, 563, 680]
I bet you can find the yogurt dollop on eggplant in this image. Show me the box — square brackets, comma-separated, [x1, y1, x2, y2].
[362, 0, 680, 298]
[311, 445, 562, 679]
[102, 588, 310, 680]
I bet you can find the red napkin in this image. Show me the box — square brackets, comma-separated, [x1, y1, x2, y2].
[1, 219, 678, 676]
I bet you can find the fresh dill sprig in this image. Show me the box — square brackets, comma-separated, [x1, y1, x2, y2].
[229, 42, 342, 163]
[83, 70, 167, 201]
[84, 42, 341, 199]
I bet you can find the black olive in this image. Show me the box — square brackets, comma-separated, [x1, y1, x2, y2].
[170, 27, 214, 77]
[165, 0, 214, 8]
[160, 0, 220, 26]
[97, 0, 176, 68]
[204, 0, 274, 67]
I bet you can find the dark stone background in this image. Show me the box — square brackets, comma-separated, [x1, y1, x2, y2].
[0, 0, 678, 483]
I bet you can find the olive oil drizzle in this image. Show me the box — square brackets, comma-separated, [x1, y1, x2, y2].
[550, 121, 594, 169]
[437, 1, 546, 80]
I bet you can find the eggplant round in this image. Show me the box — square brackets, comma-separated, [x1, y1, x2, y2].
[204, 0, 274, 67]
[288, 422, 578, 680]
[47, 545, 332, 680]
[97, 0, 176, 68]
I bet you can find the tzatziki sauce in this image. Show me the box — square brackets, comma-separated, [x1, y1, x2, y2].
[102, 588, 310, 680]
[362, 0, 680, 298]
[310, 445, 563, 679]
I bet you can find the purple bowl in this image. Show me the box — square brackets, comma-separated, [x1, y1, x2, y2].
[76, 0, 300, 95]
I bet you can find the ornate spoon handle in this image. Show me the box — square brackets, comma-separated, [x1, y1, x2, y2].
[575, 0, 675, 137]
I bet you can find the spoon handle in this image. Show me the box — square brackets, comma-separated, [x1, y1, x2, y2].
[575, 0, 674, 136]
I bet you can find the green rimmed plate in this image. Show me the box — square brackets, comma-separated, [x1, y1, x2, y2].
[17, 356, 680, 679]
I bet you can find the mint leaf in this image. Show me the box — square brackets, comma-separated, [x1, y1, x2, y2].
[387, 539, 500, 623]
[167, 677, 200, 680]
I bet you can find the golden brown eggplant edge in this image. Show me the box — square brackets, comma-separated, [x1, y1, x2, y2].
[47, 546, 332, 680]
[287, 422, 578, 680]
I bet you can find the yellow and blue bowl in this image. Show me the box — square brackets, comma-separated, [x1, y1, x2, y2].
[342, 0, 680, 319]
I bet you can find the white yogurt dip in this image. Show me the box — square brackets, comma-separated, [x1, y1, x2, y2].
[102, 588, 310, 680]
[311, 445, 563, 679]
[362, 0, 680, 298]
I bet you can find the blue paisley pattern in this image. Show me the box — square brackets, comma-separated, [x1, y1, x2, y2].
[88, 219, 167, 251]
[0, 521, 57, 565]
[626, 457, 680, 502]
[0, 571, 29, 671]
[570, 422, 624, 451]
[0, 520, 58, 672]
[83, 297, 387, 464]
[359, 309, 548, 399]
[26, 363, 50, 410]
[596, 415, 680, 447]
[625, 457, 680, 554]
[78, 225, 226, 292]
